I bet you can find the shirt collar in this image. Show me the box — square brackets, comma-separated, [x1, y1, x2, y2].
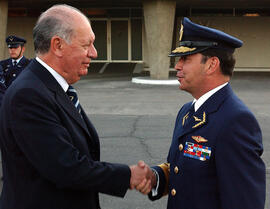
[13, 56, 23, 64]
[35, 57, 69, 92]
[193, 82, 228, 112]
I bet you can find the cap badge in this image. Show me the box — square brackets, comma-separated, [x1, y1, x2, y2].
[173, 22, 197, 54]
[179, 23, 184, 41]
[173, 21, 197, 54]
[192, 135, 208, 143]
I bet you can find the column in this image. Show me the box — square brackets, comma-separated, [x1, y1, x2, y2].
[0, 0, 8, 60]
[143, 0, 176, 79]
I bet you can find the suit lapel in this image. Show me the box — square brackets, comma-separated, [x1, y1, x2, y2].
[55, 91, 90, 132]
[29, 59, 91, 138]
[177, 84, 232, 138]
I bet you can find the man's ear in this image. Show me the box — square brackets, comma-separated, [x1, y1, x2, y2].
[50, 36, 64, 57]
[21, 46, 25, 54]
[206, 56, 220, 75]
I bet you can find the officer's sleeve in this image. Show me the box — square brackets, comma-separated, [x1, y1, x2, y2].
[215, 110, 265, 209]
[148, 106, 184, 201]
[148, 163, 170, 200]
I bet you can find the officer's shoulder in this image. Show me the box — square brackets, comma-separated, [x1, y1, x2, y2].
[0, 58, 11, 67]
[0, 58, 10, 63]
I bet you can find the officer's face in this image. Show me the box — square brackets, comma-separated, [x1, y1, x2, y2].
[175, 53, 208, 98]
[8, 45, 24, 59]
[61, 17, 97, 84]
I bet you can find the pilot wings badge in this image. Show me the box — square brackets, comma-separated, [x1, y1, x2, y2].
[192, 135, 208, 143]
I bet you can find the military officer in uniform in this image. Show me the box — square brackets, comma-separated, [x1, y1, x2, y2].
[140, 17, 266, 209]
[0, 35, 31, 88]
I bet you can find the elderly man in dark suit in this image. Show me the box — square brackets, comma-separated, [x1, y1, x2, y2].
[0, 35, 31, 88]
[0, 4, 152, 209]
[137, 17, 266, 209]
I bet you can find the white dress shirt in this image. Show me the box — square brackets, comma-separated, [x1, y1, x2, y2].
[35, 57, 69, 92]
[193, 82, 228, 112]
[12, 56, 23, 65]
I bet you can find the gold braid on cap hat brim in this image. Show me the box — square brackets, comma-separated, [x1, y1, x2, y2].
[172, 46, 196, 53]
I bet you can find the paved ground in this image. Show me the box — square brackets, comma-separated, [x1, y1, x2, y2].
[0, 72, 269, 208]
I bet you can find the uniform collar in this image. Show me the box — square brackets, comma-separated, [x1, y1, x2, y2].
[12, 56, 23, 64]
[193, 82, 228, 112]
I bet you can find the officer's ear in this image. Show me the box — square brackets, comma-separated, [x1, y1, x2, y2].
[205, 56, 220, 75]
[21, 46, 25, 54]
[50, 36, 64, 57]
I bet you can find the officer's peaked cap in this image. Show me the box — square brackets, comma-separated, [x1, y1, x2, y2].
[6, 35, 27, 48]
[169, 17, 243, 57]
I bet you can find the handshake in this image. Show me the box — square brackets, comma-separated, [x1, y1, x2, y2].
[129, 160, 157, 195]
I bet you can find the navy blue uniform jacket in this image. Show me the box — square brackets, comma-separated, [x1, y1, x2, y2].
[0, 65, 6, 106]
[0, 59, 131, 209]
[0, 56, 31, 88]
[149, 84, 265, 209]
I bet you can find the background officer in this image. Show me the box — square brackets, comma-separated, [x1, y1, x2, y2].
[0, 35, 31, 88]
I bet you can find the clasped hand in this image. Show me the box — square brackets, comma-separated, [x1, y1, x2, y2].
[129, 161, 156, 195]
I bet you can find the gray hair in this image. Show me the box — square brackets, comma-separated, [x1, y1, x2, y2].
[33, 4, 88, 54]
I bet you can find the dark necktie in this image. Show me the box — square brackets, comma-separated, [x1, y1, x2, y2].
[67, 86, 82, 114]
[184, 103, 195, 126]
[13, 60, 17, 66]
[189, 103, 195, 116]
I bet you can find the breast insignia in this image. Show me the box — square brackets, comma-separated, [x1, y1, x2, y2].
[192, 135, 208, 143]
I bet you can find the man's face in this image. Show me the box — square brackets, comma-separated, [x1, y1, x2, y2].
[175, 53, 207, 98]
[61, 18, 97, 84]
[8, 45, 24, 59]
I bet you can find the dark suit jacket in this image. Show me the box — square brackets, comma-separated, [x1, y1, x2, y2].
[0, 56, 31, 88]
[149, 84, 265, 209]
[0, 59, 131, 209]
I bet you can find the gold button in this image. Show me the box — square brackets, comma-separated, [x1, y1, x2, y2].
[171, 189, 176, 196]
[179, 144, 183, 151]
[174, 166, 179, 174]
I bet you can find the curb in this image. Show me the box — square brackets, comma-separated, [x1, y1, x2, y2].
[132, 77, 179, 85]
